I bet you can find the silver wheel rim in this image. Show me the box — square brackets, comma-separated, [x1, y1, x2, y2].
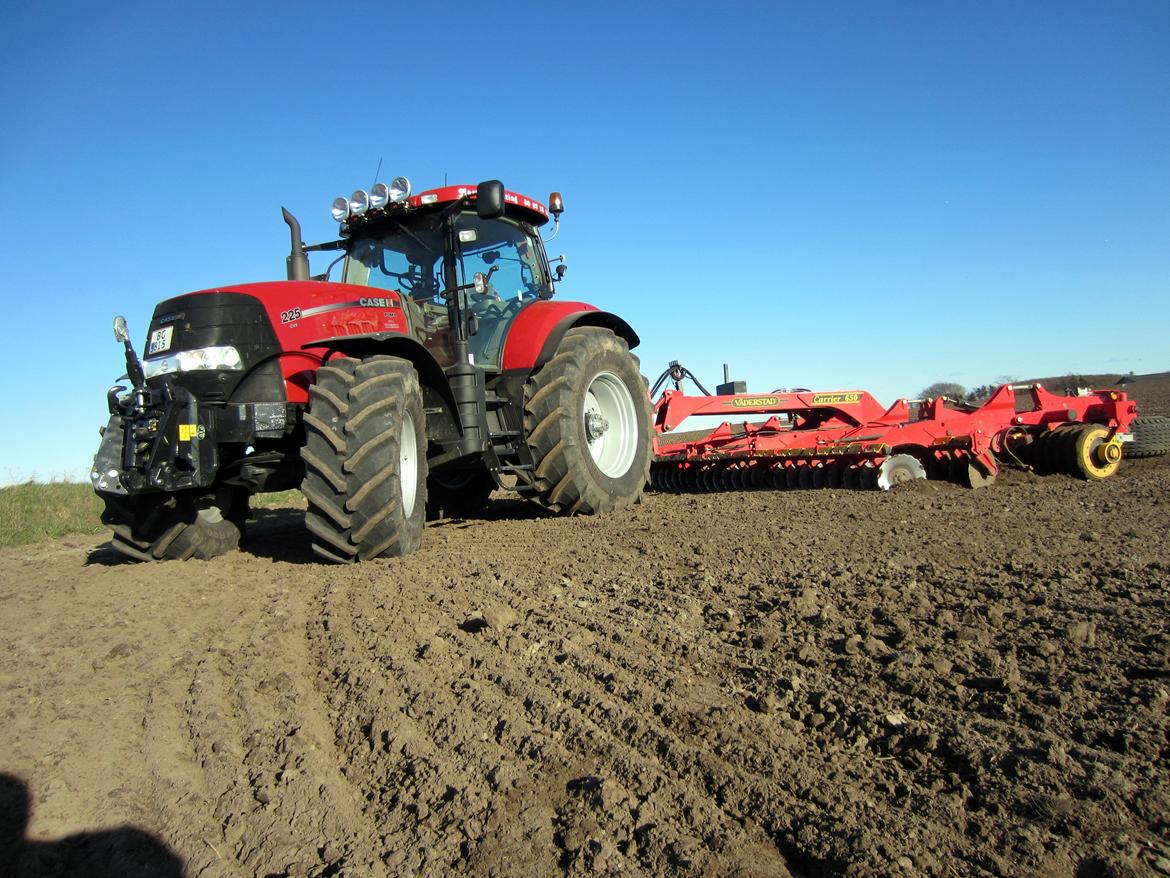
[400, 410, 418, 514]
[582, 371, 639, 478]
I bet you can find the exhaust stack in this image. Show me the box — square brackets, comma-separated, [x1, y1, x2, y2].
[282, 207, 310, 281]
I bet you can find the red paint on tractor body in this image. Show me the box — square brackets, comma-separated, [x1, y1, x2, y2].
[408, 185, 550, 225]
[500, 300, 601, 371]
[184, 280, 412, 403]
[176, 284, 604, 401]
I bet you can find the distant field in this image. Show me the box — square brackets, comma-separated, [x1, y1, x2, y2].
[0, 483, 304, 548]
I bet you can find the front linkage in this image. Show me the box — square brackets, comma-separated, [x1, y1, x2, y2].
[92, 318, 295, 560]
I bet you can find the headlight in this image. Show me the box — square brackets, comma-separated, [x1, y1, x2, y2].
[389, 176, 411, 202]
[349, 189, 370, 216]
[369, 182, 390, 209]
[143, 346, 244, 378]
[331, 195, 349, 222]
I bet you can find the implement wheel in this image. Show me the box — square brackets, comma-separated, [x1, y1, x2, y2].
[877, 454, 926, 490]
[301, 355, 426, 563]
[1031, 426, 1074, 475]
[1072, 425, 1123, 480]
[519, 327, 653, 514]
[102, 490, 242, 562]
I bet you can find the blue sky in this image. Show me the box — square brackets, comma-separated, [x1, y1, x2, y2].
[1, 1, 1167, 483]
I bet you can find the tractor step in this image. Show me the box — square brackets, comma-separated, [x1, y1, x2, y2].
[493, 463, 534, 473]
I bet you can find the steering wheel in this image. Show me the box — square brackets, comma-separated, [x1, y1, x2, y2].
[480, 295, 527, 319]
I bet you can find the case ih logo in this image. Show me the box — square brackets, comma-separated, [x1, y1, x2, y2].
[731, 396, 780, 407]
[812, 392, 862, 405]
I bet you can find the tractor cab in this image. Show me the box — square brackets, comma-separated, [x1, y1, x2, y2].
[322, 179, 561, 372]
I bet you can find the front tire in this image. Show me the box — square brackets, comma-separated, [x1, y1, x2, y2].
[101, 491, 242, 561]
[301, 356, 427, 563]
[519, 326, 653, 514]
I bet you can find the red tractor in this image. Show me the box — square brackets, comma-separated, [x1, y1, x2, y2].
[93, 178, 654, 562]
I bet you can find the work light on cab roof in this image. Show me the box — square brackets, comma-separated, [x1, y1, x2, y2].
[327, 176, 562, 231]
[331, 175, 413, 224]
[367, 182, 388, 210]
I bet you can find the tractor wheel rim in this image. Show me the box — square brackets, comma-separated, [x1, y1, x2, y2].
[583, 371, 639, 477]
[401, 410, 418, 515]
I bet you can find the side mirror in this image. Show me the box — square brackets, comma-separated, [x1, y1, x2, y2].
[555, 264, 567, 282]
[113, 315, 130, 343]
[476, 180, 505, 220]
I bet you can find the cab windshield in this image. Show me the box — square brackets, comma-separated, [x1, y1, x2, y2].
[341, 216, 444, 300]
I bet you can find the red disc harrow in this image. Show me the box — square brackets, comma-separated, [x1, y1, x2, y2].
[649, 365, 1138, 492]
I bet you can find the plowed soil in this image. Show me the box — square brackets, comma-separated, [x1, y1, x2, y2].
[2, 374, 1169, 878]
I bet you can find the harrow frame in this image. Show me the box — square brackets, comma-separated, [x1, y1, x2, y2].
[650, 379, 1138, 491]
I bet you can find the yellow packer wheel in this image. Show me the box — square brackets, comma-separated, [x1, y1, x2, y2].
[1073, 425, 1123, 480]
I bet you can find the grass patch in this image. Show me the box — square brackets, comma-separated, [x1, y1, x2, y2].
[0, 483, 306, 549]
[0, 482, 105, 548]
[253, 489, 306, 509]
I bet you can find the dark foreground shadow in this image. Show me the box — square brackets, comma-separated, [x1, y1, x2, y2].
[83, 543, 130, 566]
[235, 507, 317, 564]
[0, 773, 184, 877]
[427, 496, 550, 531]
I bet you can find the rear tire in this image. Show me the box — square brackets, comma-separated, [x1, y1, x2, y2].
[425, 468, 495, 520]
[519, 326, 653, 514]
[301, 355, 427, 563]
[101, 491, 242, 561]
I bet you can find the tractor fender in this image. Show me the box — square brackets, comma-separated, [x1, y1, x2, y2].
[301, 333, 461, 440]
[501, 301, 640, 372]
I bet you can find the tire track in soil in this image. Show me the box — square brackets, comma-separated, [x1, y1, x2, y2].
[308, 465, 1170, 877]
[171, 573, 388, 877]
[308, 522, 795, 876]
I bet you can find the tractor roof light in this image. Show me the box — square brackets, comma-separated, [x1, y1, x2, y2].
[369, 182, 390, 210]
[331, 196, 349, 223]
[349, 189, 370, 216]
[389, 176, 411, 203]
[549, 191, 564, 217]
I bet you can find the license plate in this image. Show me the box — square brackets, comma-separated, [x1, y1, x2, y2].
[148, 326, 173, 355]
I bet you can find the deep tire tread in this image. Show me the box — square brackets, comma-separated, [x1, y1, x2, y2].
[300, 355, 426, 564]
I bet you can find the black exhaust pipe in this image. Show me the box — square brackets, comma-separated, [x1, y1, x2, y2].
[282, 207, 310, 281]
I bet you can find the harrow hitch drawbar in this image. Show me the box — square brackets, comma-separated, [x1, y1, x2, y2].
[649, 371, 1138, 493]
